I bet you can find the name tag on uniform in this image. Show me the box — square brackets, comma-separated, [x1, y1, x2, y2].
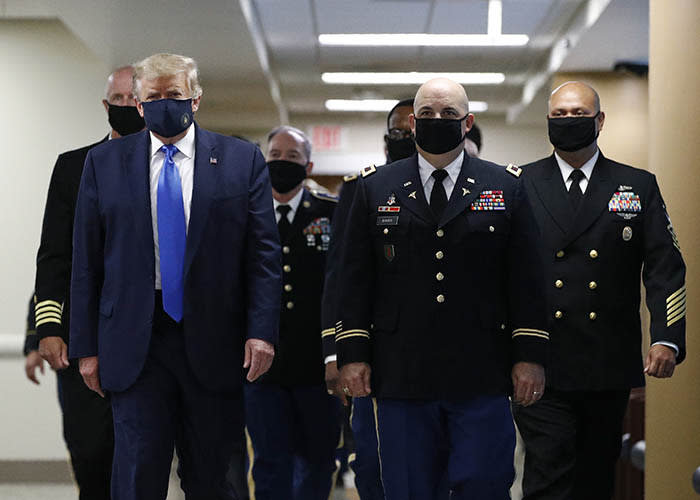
[377, 215, 399, 226]
[470, 190, 506, 211]
[608, 192, 642, 212]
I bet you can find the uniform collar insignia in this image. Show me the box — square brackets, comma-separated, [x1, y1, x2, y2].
[408, 191, 417, 199]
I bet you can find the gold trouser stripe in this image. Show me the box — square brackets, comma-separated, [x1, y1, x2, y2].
[321, 328, 335, 338]
[512, 331, 550, 341]
[36, 317, 62, 327]
[245, 427, 256, 500]
[336, 332, 371, 342]
[666, 286, 686, 304]
[35, 311, 62, 321]
[667, 306, 686, 327]
[348, 452, 357, 464]
[326, 428, 345, 500]
[667, 297, 686, 316]
[35, 299, 62, 310]
[372, 397, 386, 492]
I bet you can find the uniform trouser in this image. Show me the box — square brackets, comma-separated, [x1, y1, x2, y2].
[110, 307, 244, 500]
[226, 426, 250, 500]
[57, 361, 114, 500]
[244, 382, 342, 500]
[512, 389, 630, 500]
[349, 396, 385, 500]
[375, 396, 515, 500]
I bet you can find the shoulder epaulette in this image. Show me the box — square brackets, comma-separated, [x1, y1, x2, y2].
[506, 163, 522, 178]
[311, 190, 339, 203]
[343, 174, 358, 182]
[361, 165, 377, 178]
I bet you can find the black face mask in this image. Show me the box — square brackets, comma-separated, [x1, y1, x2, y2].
[548, 112, 600, 152]
[386, 135, 416, 163]
[267, 160, 307, 193]
[107, 104, 145, 137]
[414, 116, 468, 155]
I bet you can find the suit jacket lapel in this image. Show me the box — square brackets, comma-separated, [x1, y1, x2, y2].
[440, 155, 483, 227]
[124, 131, 155, 273]
[529, 155, 573, 235]
[184, 124, 216, 279]
[392, 155, 434, 225]
[562, 154, 616, 248]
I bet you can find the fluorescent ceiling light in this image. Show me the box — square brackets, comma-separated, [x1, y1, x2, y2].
[325, 99, 488, 113]
[322, 72, 505, 85]
[318, 33, 528, 47]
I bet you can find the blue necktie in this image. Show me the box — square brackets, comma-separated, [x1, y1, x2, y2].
[157, 144, 186, 322]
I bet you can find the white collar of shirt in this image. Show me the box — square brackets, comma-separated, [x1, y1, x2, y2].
[273, 187, 304, 223]
[417, 151, 464, 200]
[149, 124, 195, 160]
[555, 149, 599, 194]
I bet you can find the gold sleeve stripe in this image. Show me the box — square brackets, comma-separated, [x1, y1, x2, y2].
[35, 300, 62, 310]
[321, 328, 335, 338]
[512, 328, 549, 337]
[667, 297, 686, 316]
[513, 331, 550, 341]
[335, 333, 369, 342]
[36, 317, 62, 327]
[666, 286, 686, 305]
[35, 305, 62, 316]
[667, 305, 686, 327]
[35, 311, 62, 322]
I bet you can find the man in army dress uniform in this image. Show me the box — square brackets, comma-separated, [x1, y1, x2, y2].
[337, 78, 549, 499]
[512, 81, 686, 500]
[245, 126, 341, 500]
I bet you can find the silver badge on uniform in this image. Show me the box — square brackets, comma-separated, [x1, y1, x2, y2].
[622, 226, 633, 241]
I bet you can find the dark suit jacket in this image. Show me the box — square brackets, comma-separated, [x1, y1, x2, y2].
[336, 154, 549, 400]
[69, 124, 282, 393]
[34, 137, 107, 343]
[521, 153, 686, 390]
[261, 188, 337, 386]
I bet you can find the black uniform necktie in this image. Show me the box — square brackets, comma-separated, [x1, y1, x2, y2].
[568, 169, 585, 210]
[277, 205, 292, 242]
[430, 169, 449, 220]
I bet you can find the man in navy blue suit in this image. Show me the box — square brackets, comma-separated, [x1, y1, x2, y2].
[69, 53, 282, 500]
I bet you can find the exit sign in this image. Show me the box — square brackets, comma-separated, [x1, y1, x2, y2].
[311, 126, 344, 152]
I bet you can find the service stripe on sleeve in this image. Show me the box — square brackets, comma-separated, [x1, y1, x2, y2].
[512, 328, 549, 340]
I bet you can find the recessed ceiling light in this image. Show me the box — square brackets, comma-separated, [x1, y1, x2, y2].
[318, 34, 528, 47]
[324, 99, 488, 113]
[321, 72, 505, 85]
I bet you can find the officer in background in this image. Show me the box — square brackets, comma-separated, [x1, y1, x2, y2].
[464, 122, 482, 158]
[337, 78, 549, 499]
[513, 81, 686, 499]
[33, 66, 144, 499]
[245, 126, 341, 500]
[322, 99, 416, 500]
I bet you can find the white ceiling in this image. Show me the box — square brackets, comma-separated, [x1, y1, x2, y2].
[2, 0, 649, 131]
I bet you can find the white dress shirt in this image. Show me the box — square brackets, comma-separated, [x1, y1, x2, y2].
[150, 124, 195, 290]
[273, 187, 304, 224]
[418, 151, 464, 201]
[554, 149, 599, 193]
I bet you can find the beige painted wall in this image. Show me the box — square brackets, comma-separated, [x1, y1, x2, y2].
[647, 1, 700, 498]
[0, 19, 110, 460]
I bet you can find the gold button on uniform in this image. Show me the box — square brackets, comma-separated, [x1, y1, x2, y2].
[383, 228, 389, 235]
[436, 229, 445, 237]
[282, 246, 290, 254]
[436, 272, 444, 281]
[589, 281, 597, 290]
[284, 284, 292, 292]
[555, 279, 563, 289]
[286, 301, 294, 310]
[554, 310, 563, 319]
[283, 265, 291, 273]
[489, 225, 495, 232]
[556, 250, 565, 258]
[589, 312, 597, 320]
[316, 245, 322, 251]
[435, 251, 444, 260]
[589, 249, 598, 259]
[436, 294, 445, 303]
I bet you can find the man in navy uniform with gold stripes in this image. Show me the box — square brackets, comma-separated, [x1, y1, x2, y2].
[245, 126, 342, 500]
[337, 78, 549, 499]
[512, 81, 686, 500]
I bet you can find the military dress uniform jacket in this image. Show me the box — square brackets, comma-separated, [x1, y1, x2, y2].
[336, 154, 550, 400]
[263, 188, 338, 386]
[521, 153, 686, 391]
[34, 138, 107, 344]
